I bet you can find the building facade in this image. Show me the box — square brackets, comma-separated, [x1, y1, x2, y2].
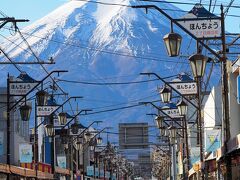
[0, 87, 30, 165]
[118, 123, 151, 179]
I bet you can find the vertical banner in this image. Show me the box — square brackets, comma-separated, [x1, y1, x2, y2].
[19, 143, 33, 163]
[112, 173, 117, 180]
[178, 149, 183, 175]
[106, 171, 110, 179]
[95, 167, 99, 177]
[57, 155, 66, 168]
[205, 129, 221, 153]
[87, 166, 94, 176]
[100, 170, 104, 178]
[0, 131, 4, 155]
[190, 147, 200, 165]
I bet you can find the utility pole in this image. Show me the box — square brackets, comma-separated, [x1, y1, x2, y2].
[220, 5, 232, 180]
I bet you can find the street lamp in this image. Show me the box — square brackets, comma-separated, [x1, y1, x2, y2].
[75, 140, 83, 151]
[155, 116, 164, 129]
[188, 53, 208, 78]
[58, 112, 67, 125]
[19, 104, 32, 121]
[36, 90, 48, 106]
[61, 135, 68, 145]
[163, 30, 182, 57]
[97, 136, 103, 145]
[44, 124, 54, 136]
[168, 126, 177, 145]
[85, 131, 92, 142]
[90, 145, 95, 151]
[160, 128, 166, 137]
[177, 99, 188, 116]
[159, 86, 171, 103]
[71, 122, 79, 134]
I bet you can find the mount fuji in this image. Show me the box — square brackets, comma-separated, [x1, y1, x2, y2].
[0, 0, 193, 138]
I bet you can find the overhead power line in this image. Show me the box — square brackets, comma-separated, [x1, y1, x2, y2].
[2, 27, 189, 64]
[56, 78, 160, 85]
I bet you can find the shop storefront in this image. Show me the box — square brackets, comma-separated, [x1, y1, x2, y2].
[216, 134, 240, 179]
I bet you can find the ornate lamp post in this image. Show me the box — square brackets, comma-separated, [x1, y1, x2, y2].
[163, 25, 182, 57]
[155, 116, 164, 129]
[19, 104, 32, 121]
[176, 99, 188, 116]
[176, 98, 190, 172]
[97, 137, 103, 145]
[58, 112, 67, 125]
[159, 86, 172, 103]
[189, 52, 207, 178]
[189, 53, 208, 79]
[71, 122, 79, 134]
[36, 90, 48, 106]
[168, 126, 177, 180]
[168, 126, 177, 144]
[84, 131, 92, 142]
[44, 124, 55, 137]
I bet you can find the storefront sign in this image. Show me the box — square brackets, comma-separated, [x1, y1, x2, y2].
[19, 143, 33, 163]
[162, 108, 182, 118]
[205, 129, 221, 153]
[9, 82, 38, 95]
[169, 82, 197, 95]
[57, 156, 66, 168]
[36, 106, 59, 116]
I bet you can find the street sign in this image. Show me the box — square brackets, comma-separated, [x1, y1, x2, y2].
[237, 75, 240, 104]
[9, 82, 38, 95]
[162, 108, 183, 118]
[69, 128, 84, 136]
[36, 106, 59, 116]
[178, 19, 221, 39]
[176, 4, 221, 39]
[169, 81, 197, 95]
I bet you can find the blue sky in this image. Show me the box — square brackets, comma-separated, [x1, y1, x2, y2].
[1, 0, 239, 32]
[1, 0, 67, 28]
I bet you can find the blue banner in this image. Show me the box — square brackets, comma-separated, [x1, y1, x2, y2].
[57, 156, 66, 168]
[19, 143, 33, 163]
[190, 147, 200, 165]
[205, 129, 221, 153]
[95, 168, 99, 177]
[87, 166, 94, 176]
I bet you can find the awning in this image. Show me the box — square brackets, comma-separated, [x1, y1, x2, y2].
[0, 163, 54, 179]
[216, 134, 240, 160]
[55, 166, 70, 175]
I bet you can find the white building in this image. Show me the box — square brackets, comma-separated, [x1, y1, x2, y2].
[0, 87, 30, 165]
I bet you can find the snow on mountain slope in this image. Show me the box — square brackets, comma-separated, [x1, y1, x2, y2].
[0, 0, 191, 133]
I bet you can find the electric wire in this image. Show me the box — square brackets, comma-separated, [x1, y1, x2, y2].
[0, 46, 22, 72]
[56, 78, 160, 85]
[1, 26, 188, 64]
